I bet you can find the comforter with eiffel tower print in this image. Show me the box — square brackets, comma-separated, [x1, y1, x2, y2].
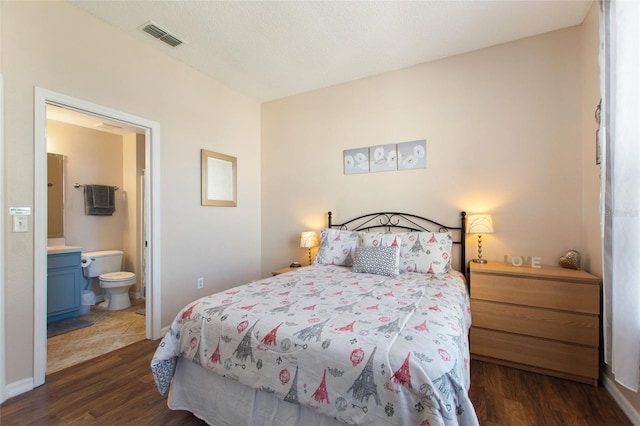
[151, 264, 479, 425]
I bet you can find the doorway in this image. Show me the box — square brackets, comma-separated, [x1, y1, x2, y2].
[33, 88, 162, 387]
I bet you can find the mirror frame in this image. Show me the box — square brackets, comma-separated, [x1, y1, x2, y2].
[201, 149, 237, 207]
[47, 153, 65, 238]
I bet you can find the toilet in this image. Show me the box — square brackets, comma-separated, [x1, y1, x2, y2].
[81, 250, 136, 311]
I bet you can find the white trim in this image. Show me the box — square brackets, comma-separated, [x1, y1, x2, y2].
[34, 88, 162, 389]
[5, 377, 34, 400]
[601, 371, 640, 425]
[0, 74, 6, 404]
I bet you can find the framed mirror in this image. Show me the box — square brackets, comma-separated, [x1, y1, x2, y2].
[47, 153, 65, 238]
[201, 149, 237, 207]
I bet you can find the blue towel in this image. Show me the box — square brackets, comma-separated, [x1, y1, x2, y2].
[84, 185, 115, 215]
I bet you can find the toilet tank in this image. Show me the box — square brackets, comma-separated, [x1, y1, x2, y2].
[81, 250, 124, 278]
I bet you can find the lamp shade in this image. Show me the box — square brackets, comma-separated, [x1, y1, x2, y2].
[467, 214, 494, 234]
[300, 231, 319, 248]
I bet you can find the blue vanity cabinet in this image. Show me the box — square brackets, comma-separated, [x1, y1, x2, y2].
[47, 251, 82, 323]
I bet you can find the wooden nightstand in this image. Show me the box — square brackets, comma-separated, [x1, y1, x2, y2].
[469, 261, 601, 385]
[272, 266, 299, 276]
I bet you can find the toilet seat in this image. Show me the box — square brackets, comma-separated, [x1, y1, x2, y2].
[100, 271, 135, 281]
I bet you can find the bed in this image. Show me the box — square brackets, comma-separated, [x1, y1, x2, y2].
[151, 211, 478, 425]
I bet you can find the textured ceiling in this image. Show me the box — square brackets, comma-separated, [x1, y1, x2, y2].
[69, 0, 592, 102]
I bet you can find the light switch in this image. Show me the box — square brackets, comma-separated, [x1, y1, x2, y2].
[13, 215, 28, 233]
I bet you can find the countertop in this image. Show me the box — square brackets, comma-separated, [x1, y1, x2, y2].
[47, 245, 83, 255]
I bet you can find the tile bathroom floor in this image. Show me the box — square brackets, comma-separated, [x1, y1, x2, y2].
[47, 298, 146, 374]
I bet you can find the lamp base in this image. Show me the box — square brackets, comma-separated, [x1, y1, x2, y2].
[472, 259, 488, 264]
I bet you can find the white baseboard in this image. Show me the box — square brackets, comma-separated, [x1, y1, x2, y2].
[160, 325, 170, 337]
[601, 371, 640, 425]
[5, 377, 34, 400]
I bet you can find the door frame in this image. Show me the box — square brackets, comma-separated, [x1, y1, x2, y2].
[34, 88, 162, 386]
[0, 74, 6, 403]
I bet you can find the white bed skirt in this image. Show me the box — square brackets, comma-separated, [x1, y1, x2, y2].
[168, 357, 346, 426]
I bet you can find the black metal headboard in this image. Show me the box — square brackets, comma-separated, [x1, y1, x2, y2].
[327, 211, 467, 272]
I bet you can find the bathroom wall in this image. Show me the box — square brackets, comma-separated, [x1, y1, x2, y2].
[46, 119, 134, 298]
[122, 133, 145, 297]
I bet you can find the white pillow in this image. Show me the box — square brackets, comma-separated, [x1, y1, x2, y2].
[314, 228, 360, 266]
[398, 231, 452, 274]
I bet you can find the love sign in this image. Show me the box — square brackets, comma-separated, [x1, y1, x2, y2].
[504, 255, 542, 268]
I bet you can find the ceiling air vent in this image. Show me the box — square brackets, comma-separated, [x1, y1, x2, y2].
[141, 22, 183, 47]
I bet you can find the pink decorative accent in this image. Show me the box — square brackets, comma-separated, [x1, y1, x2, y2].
[438, 348, 451, 362]
[240, 303, 258, 311]
[312, 370, 330, 403]
[279, 368, 291, 385]
[384, 382, 401, 393]
[414, 321, 430, 332]
[427, 263, 435, 274]
[237, 320, 249, 333]
[366, 304, 379, 310]
[429, 305, 442, 312]
[303, 304, 317, 311]
[428, 233, 437, 244]
[262, 322, 283, 346]
[335, 320, 355, 332]
[350, 348, 365, 366]
[180, 303, 197, 321]
[278, 290, 291, 296]
[210, 338, 222, 364]
[391, 352, 413, 389]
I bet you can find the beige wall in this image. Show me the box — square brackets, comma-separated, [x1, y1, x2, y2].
[47, 120, 126, 254]
[122, 132, 146, 296]
[581, 3, 603, 277]
[2, 2, 261, 385]
[261, 26, 585, 275]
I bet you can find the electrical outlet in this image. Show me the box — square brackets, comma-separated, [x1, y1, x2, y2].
[197, 277, 204, 289]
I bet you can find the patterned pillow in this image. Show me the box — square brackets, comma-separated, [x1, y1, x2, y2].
[352, 246, 399, 277]
[314, 228, 360, 266]
[398, 231, 452, 274]
[359, 232, 402, 274]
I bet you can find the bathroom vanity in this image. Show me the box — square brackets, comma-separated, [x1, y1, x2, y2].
[47, 246, 83, 323]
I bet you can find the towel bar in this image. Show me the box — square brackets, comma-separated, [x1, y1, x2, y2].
[74, 183, 119, 190]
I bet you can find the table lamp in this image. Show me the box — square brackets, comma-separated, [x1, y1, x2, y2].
[466, 214, 494, 264]
[300, 231, 319, 265]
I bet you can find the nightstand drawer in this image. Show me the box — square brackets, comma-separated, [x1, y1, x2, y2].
[471, 327, 599, 379]
[471, 299, 599, 346]
[472, 273, 600, 314]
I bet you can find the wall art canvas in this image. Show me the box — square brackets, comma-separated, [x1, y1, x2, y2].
[344, 147, 370, 174]
[369, 144, 397, 172]
[397, 139, 427, 170]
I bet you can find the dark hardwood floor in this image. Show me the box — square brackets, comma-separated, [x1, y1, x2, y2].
[0, 340, 632, 425]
